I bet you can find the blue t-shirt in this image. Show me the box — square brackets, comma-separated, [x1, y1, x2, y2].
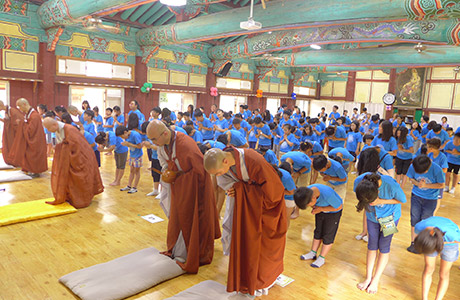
[371, 136, 397, 153]
[205, 140, 226, 150]
[214, 118, 228, 140]
[170, 111, 177, 121]
[280, 152, 311, 174]
[84, 122, 96, 136]
[272, 125, 283, 144]
[115, 115, 124, 131]
[361, 146, 395, 171]
[199, 118, 214, 140]
[248, 125, 257, 142]
[280, 133, 299, 153]
[322, 159, 347, 185]
[191, 130, 203, 143]
[302, 133, 318, 143]
[427, 130, 449, 145]
[264, 150, 279, 165]
[309, 184, 343, 212]
[175, 126, 187, 135]
[125, 130, 143, 158]
[410, 129, 421, 141]
[392, 120, 406, 128]
[406, 163, 445, 200]
[396, 135, 414, 160]
[84, 131, 97, 151]
[176, 120, 185, 129]
[280, 169, 296, 200]
[108, 131, 128, 154]
[421, 124, 430, 143]
[428, 152, 448, 169]
[243, 110, 252, 120]
[256, 124, 272, 146]
[280, 118, 295, 128]
[310, 141, 324, 158]
[328, 147, 355, 168]
[354, 173, 407, 223]
[129, 109, 145, 130]
[104, 116, 114, 132]
[415, 217, 460, 244]
[328, 126, 346, 148]
[228, 130, 247, 147]
[95, 115, 104, 133]
[346, 131, 363, 152]
[329, 111, 340, 124]
[444, 140, 460, 165]
[369, 121, 379, 132]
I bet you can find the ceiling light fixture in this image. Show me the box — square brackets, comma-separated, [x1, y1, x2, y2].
[160, 0, 187, 6]
[310, 44, 321, 50]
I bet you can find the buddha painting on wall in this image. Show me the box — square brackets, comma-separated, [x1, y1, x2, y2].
[396, 68, 426, 107]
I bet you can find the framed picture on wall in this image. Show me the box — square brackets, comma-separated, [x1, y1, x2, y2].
[395, 68, 426, 107]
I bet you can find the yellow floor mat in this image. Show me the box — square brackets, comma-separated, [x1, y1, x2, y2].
[0, 199, 77, 226]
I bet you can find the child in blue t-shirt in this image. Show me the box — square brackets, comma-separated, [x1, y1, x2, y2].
[83, 130, 100, 167]
[258, 146, 278, 165]
[103, 107, 114, 134]
[444, 132, 460, 194]
[279, 124, 299, 154]
[269, 122, 283, 158]
[93, 106, 104, 133]
[280, 151, 312, 188]
[185, 125, 203, 143]
[406, 155, 445, 254]
[254, 117, 272, 148]
[275, 162, 297, 227]
[427, 138, 448, 201]
[83, 110, 96, 136]
[116, 125, 143, 194]
[96, 131, 128, 186]
[247, 119, 257, 149]
[414, 217, 460, 300]
[312, 154, 347, 200]
[395, 126, 414, 187]
[328, 147, 354, 172]
[294, 184, 343, 268]
[325, 125, 346, 150]
[354, 172, 406, 294]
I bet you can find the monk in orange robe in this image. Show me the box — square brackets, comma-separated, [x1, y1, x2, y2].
[0, 100, 23, 166]
[204, 147, 287, 296]
[146, 120, 220, 274]
[11, 98, 47, 175]
[43, 117, 104, 208]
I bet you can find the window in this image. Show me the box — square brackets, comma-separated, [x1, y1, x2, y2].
[266, 98, 280, 115]
[294, 86, 315, 96]
[159, 92, 196, 113]
[296, 100, 309, 115]
[69, 86, 124, 117]
[219, 95, 247, 114]
[57, 58, 133, 80]
[216, 78, 252, 90]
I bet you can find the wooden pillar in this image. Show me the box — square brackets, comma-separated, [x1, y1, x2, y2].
[197, 67, 216, 115]
[126, 56, 153, 117]
[345, 71, 356, 101]
[38, 42, 56, 108]
[248, 75, 260, 111]
[315, 81, 321, 100]
[386, 68, 397, 120]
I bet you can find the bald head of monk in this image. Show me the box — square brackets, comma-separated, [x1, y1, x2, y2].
[16, 98, 30, 114]
[67, 105, 79, 116]
[203, 148, 235, 176]
[43, 117, 59, 133]
[0, 100, 5, 111]
[147, 120, 171, 146]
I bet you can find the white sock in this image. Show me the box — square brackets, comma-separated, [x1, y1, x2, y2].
[311, 256, 325, 268]
[300, 250, 317, 260]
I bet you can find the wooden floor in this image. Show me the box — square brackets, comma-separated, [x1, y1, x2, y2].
[1, 153, 460, 300]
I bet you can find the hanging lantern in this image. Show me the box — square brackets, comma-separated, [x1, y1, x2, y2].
[210, 87, 218, 97]
[291, 92, 297, 100]
[256, 89, 263, 98]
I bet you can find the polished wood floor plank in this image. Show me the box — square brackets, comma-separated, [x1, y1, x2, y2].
[0, 154, 459, 300]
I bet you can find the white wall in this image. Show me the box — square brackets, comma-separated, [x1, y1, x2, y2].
[429, 112, 460, 131]
[309, 100, 384, 120]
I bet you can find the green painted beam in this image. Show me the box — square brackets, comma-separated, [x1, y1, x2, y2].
[129, 3, 155, 22]
[208, 19, 460, 60]
[240, 0, 251, 6]
[145, 6, 170, 26]
[120, 6, 138, 20]
[138, 2, 163, 24]
[137, 0, 460, 46]
[165, 16, 176, 25]
[37, 0, 133, 28]
[109, 12, 117, 17]
[254, 45, 460, 67]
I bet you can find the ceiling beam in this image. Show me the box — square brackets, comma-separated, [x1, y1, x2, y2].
[129, 2, 156, 22]
[101, 14, 150, 28]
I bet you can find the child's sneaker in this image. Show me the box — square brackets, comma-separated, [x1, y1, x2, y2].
[146, 190, 159, 196]
[449, 188, 456, 194]
[300, 251, 317, 260]
[443, 186, 449, 192]
[120, 186, 131, 191]
[128, 187, 138, 194]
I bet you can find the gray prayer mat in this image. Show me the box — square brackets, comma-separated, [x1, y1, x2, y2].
[161, 280, 251, 300]
[0, 170, 32, 182]
[59, 247, 185, 300]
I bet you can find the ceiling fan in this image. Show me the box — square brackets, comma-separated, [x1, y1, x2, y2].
[77, 17, 120, 34]
[250, 53, 284, 61]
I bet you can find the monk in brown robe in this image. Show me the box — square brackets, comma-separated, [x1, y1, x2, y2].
[0, 100, 23, 166]
[146, 120, 220, 274]
[204, 147, 287, 296]
[43, 118, 104, 208]
[11, 98, 47, 176]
